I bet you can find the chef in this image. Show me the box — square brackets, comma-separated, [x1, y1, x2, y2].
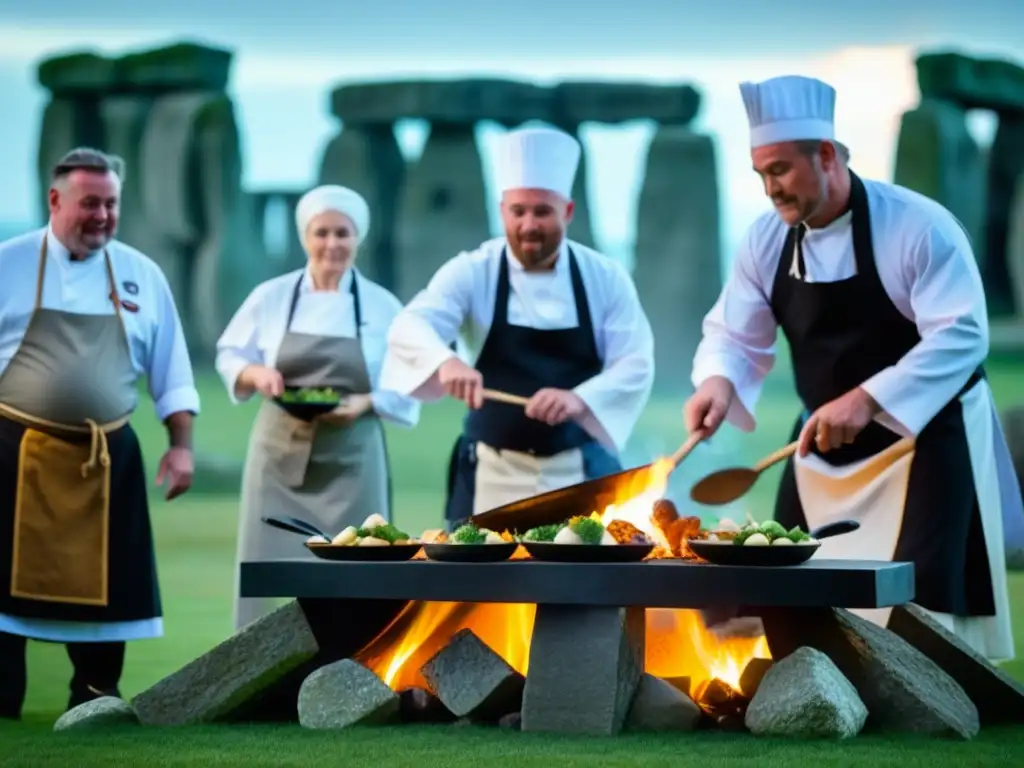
[683, 75, 1020, 662]
[380, 126, 655, 524]
[216, 184, 420, 631]
[0, 147, 200, 719]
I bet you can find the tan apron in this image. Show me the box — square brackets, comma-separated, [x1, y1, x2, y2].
[233, 272, 391, 630]
[0, 235, 138, 607]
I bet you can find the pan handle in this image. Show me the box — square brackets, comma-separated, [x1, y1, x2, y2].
[809, 519, 860, 540]
[262, 515, 331, 540]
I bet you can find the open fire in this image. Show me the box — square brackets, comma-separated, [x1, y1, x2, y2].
[353, 456, 771, 707]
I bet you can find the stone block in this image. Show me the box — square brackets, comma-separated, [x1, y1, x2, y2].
[998, 406, 1024, 570]
[983, 114, 1024, 317]
[916, 51, 1024, 113]
[625, 673, 701, 732]
[420, 628, 524, 721]
[552, 81, 701, 125]
[37, 52, 118, 95]
[633, 127, 722, 394]
[36, 97, 106, 220]
[297, 659, 400, 729]
[115, 42, 233, 93]
[887, 603, 1024, 725]
[760, 607, 980, 739]
[745, 646, 867, 739]
[53, 697, 138, 731]
[521, 605, 645, 735]
[739, 657, 774, 699]
[331, 79, 552, 124]
[132, 600, 319, 725]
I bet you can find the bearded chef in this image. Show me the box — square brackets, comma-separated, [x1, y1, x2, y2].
[683, 75, 1020, 662]
[380, 126, 655, 522]
[0, 148, 200, 719]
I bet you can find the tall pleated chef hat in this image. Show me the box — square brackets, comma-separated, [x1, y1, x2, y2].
[294, 184, 370, 245]
[739, 75, 837, 149]
[492, 126, 581, 200]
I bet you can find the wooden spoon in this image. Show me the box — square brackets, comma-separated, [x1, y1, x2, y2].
[689, 440, 799, 506]
[482, 388, 530, 406]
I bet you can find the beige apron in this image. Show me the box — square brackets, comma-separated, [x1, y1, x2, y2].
[233, 273, 391, 630]
[795, 383, 1015, 662]
[0, 235, 138, 607]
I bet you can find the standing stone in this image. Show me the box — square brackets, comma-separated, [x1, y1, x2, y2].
[319, 124, 406, 292]
[552, 123, 595, 249]
[624, 673, 701, 732]
[521, 605, 645, 735]
[893, 98, 988, 274]
[132, 600, 320, 725]
[633, 127, 723, 395]
[394, 122, 491, 302]
[297, 659, 400, 729]
[989, 115, 1024, 318]
[997, 405, 1024, 570]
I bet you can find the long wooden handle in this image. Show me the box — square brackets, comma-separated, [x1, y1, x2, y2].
[669, 431, 704, 469]
[482, 388, 529, 407]
[753, 440, 799, 473]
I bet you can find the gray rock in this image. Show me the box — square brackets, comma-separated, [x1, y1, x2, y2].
[297, 659, 400, 729]
[35, 97, 106, 220]
[115, 42, 233, 93]
[552, 81, 701, 125]
[625, 674, 701, 732]
[1008, 177, 1024, 340]
[760, 607, 980, 739]
[745, 647, 866, 739]
[53, 697, 138, 731]
[132, 600, 319, 725]
[739, 657, 774, 699]
[887, 603, 1024, 725]
[633, 127, 723, 395]
[498, 711, 522, 730]
[420, 628, 524, 721]
[916, 50, 1024, 112]
[37, 52, 118, 95]
[983, 114, 1024, 318]
[330, 79, 552, 124]
[893, 99, 988, 270]
[521, 605, 644, 735]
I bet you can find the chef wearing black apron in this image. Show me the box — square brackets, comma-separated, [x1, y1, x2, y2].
[380, 126, 656, 524]
[685, 75, 1018, 661]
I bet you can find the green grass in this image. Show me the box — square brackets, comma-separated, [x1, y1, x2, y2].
[2, 355, 1023, 764]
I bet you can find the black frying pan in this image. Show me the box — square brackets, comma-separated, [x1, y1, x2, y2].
[472, 432, 704, 533]
[686, 519, 860, 566]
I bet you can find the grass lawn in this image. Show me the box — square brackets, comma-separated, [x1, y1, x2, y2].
[1, 353, 1022, 765]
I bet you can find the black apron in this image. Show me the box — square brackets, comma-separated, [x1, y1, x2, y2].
[770, 170, 994, 617]
[445, 247, 620, 522]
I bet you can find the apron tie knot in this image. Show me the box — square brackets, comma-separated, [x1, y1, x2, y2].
[81, 419, 111, 477]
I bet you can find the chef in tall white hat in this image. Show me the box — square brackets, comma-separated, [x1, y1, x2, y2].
[682, 75, 1020, 661]
[216, 183, 420, 630]
[380, 125, 655, 524]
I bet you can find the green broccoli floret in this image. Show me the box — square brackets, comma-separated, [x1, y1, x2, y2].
[568, 516, 605, 545]
[734, 527, 757, 545]
[786, 525, 811, 543]
[758, 520, 788, 541]
[523, 524, 562, 542]
[451, 524, 487, 544]
[356, 524, 410, 543]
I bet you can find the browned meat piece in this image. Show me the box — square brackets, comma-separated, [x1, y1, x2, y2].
[665, 516, 702, 557]
[607, 519, 645, 544]
[651, 498, 680, 530]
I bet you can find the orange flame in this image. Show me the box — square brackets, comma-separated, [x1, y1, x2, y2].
[354, 454, 769, 699]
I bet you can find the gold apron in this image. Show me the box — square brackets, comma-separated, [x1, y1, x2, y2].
[0, 234, 137, 607]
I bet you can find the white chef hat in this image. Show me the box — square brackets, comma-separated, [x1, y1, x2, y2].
[739, 75, 837, 149]
[492, 126, 581, 200]
[294, 184, 370, 245]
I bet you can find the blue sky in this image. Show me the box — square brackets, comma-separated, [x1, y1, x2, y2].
[0, 1, 1020, 262]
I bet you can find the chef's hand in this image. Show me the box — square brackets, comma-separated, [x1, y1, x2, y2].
[240, 365, 284, 398]
[525, 388, 587, 426]
[682, 376, 735, 439]
[318, 394, 374, 426]
[798, 386, 881, 457]
[438, 358, 484, 409]
[155, 447, 193, 501]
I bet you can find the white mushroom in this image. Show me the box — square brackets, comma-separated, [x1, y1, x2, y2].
[361, 513, 388, 529]
[554, 527, 584, 545]
[771, 537, 795, 546]
[716, 518, 742, 533]
[484, 530, 505, 544]
[798, 537, 819, 546]
[743, 533, 770, 546]
[357, 536, 390, 547]
[306, 534, 329, 544]
[332, 526, 358, 546]
[600, 530, 617, 545]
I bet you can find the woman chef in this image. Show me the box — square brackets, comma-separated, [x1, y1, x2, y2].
[216, 185, 420, 630]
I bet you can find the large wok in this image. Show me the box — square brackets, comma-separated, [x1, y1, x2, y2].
[471, 432, 703, 533]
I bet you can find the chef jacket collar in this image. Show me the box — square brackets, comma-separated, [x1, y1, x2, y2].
[299, 263, 354, 293]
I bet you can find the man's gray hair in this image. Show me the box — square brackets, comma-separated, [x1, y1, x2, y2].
[51, 147, 125, 185]
[794, 139, 851, 164]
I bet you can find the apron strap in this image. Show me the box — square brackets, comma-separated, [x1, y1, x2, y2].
[35, 232, 122, 321]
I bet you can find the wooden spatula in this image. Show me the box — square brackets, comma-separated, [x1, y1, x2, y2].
[482, 389, 529, 406]
[689, 440, 799, 506]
